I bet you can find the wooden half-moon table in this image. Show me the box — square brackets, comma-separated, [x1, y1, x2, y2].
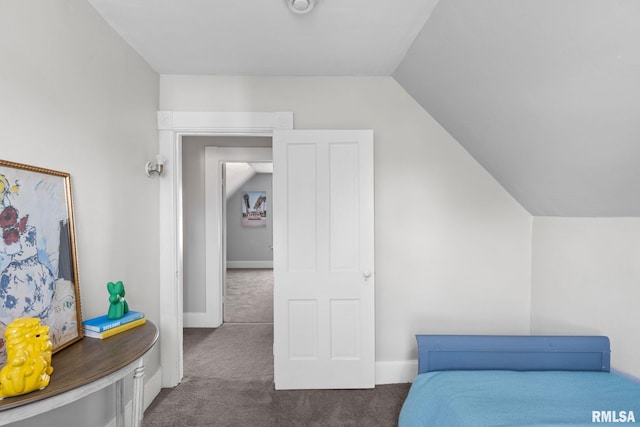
[0, 321, 158, 427]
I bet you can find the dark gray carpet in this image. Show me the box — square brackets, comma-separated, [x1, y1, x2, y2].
[182, 324, 273, 382]
[144, 376, 409, 426]
[224, 269, 273, 323]
[145, 270, 409, 426]
[144, 324, 410, 426]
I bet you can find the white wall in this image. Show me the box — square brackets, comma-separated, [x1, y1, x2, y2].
[1, 1, 160, 425]
[531, 217, 640, 378]
[181, 139, 207, 313]
[160, 76, 533, 366]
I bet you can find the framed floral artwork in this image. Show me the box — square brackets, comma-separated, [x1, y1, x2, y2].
[0, 160, 82, 366]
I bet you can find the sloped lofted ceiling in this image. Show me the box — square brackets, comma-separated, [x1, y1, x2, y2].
[89, 0, 640, 217]
[395, 0, 640, 217]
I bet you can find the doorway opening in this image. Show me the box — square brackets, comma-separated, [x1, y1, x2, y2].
[181, 136, 273, 329]
[157, 111, 293, 388]
[160, 116, 376, 390]
[181, 136, 275, 382]
[223, 160, 274, 325]
[180, 139, 276, 395]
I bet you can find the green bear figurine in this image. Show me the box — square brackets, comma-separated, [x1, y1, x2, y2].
[107, 281, 129, 320]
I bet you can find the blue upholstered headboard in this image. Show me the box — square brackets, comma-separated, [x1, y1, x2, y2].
[416, 335, 611, 374]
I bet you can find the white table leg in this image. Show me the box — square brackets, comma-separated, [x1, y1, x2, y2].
[131, 357, 145, 427]
[115, 378, 124, 427]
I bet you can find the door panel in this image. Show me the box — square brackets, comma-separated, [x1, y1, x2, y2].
[286, 144, 317, 272]
[273, 130, 375, 390]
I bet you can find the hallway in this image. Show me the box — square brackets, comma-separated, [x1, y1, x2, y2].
[223, 268, 273, 324]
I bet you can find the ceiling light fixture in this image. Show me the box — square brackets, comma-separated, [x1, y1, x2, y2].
[285, 0, 317, 14]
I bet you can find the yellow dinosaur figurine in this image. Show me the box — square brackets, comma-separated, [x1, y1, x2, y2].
[0, 317, 54, 399]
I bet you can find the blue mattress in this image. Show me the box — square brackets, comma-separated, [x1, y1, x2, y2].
[399, 370, 640, 427]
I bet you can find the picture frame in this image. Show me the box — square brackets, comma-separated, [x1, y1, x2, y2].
[0, 160, 83, 366]
[241, 190, 267, 227]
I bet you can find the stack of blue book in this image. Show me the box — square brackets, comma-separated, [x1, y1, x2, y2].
[82, 310, 146, 339]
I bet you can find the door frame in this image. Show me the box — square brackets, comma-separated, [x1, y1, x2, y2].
[157, 111, 293, 387]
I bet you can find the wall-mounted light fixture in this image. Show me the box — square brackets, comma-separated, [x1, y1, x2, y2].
[285, 0, 317, 14]
[146, 154, 166, 177]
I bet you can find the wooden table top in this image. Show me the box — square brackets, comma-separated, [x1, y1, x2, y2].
[0, 321, 158, 411]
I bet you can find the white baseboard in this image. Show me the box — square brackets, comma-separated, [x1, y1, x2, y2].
[183, 311, 222, 328]
[226, 261, 273, 269]
[144, 368, 163, 410]
[375, 360, 418, 385]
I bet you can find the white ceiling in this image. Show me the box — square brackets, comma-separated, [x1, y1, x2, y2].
[88, 0, 440, 75]
[89, 0, 640, 217]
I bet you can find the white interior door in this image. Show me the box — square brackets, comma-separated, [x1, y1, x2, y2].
[273, 129, 375, 390]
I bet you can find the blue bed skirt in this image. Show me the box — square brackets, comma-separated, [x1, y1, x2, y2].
[399, 370, 640, 427]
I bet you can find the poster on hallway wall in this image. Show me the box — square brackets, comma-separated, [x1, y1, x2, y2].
[241, 191, 267, 227]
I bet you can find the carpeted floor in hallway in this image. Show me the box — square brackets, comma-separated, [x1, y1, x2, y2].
[223, 268, 273, 323]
